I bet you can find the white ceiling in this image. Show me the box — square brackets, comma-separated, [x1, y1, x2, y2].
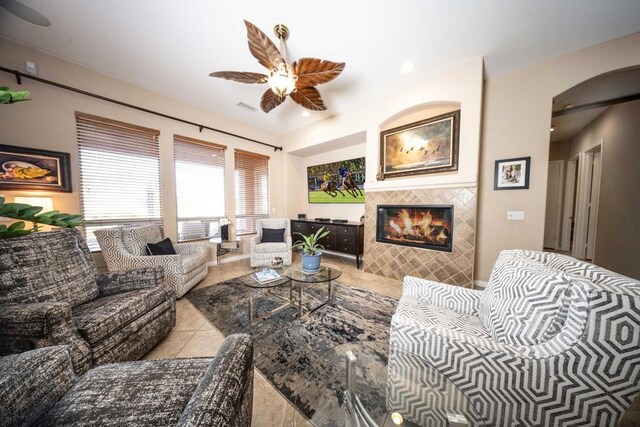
[1, 1, 640, 135]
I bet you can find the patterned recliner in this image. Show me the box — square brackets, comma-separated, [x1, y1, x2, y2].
[94, 224, 208, 298]
[250, 218, 292, 267]
[0, 228, 175, 374]
[389, 250, 640, 426]
[1, 334, 254, 426]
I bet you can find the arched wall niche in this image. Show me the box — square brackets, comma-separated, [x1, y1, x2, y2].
[379, 101, 461, 132]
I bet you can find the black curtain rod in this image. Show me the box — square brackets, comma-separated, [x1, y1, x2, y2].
[1, 66, 283, 151]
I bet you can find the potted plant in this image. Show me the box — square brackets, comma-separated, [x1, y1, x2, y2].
[293, 226, 330, 273]
[0, 196, 83, 239]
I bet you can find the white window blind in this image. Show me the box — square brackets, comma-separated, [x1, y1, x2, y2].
[174, 135, 227, 241]
[234, 149, 269, 234]
[76, 112, 162, 251]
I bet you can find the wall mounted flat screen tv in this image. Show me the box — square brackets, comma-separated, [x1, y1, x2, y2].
[307, 157, 365, 204]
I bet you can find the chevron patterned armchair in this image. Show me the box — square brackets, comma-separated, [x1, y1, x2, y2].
[389, 250, 640, 426]
[94, 224, 208, 298]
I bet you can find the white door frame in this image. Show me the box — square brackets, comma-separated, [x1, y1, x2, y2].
[573, 140, 603, 260]
[560, 156, 578, 251]
[545, 160, 565, 249]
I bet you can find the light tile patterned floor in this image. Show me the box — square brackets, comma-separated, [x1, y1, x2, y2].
[144, 253, 640, 427]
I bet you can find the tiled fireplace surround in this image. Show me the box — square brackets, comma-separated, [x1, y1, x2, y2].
[363, 186, 477, 288]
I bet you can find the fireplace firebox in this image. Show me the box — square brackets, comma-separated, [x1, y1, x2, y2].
[376, 205, 454, 252]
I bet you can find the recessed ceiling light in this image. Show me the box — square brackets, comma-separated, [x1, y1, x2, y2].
[401, 62, 414, 73]
[301, 111, 310, 117]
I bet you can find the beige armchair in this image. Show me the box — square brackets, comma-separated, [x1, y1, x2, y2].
[94, 224, 208, 298]
[250, 218, 292, 267]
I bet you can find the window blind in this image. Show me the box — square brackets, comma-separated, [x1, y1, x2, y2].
[234, 149, 269, 234]
[76, 112, 162, 251]
[174, 135, 227, 241]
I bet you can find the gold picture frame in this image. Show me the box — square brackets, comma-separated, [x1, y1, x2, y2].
[379, 110, 460, 179]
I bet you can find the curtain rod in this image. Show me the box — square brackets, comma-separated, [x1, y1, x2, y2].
[1, 66, 283, 152]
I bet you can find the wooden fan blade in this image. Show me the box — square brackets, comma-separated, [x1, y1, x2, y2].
[244, 20, 285, 72]
[293, 58, 345, 87]
[290, 86, 326, 111]
[209, 71, 268, 84]
[260, 89, 285, 113]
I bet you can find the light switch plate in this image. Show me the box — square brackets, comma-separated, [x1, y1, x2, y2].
[507, 211, 525, 221]
[26, 61, 37, 75]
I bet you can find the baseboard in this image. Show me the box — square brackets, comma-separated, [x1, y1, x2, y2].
[474, 280, 487, 290]
[207, 253, 250, 266]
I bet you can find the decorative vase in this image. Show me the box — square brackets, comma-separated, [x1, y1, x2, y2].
[221, 224, 229, 241]
[301, 251, 322, 273]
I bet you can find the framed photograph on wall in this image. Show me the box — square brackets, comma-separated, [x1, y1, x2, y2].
[0, 144, 72, 192]
[379, 110, 460, 179]
[494, 156, 531, 190]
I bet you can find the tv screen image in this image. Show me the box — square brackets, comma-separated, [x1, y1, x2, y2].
[307, 157, 365, 204]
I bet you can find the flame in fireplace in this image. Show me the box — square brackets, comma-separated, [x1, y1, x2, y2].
[385, 208, 450, 243]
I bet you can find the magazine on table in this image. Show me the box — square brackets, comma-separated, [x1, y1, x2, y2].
[253, 268, 281, 284]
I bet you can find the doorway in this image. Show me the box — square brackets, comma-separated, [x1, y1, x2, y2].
[573, 144, 602, 260]
[543, 66, 640, 279]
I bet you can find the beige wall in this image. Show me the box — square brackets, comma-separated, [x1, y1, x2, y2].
[566, 99, 640, 279]
[477, 33, 640, 280]
[0, 39, 284, 264]
[549, 140, 570, 161]
[283, 58, 484, 193]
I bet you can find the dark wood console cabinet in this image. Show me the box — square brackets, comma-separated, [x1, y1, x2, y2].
[290, 219, 365, 269]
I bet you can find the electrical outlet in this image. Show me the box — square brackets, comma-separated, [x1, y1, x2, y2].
[26, 61, 37, 76]
[507, 211, 525, 221]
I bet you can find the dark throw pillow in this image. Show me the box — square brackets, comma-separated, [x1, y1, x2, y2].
[146, 237, 177, 256]
[261, 228, 285, 243]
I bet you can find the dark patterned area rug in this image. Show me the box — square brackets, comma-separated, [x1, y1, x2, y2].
[186, 276, 397, 425]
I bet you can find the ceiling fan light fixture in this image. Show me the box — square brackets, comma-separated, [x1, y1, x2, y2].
[267, 68, 297, 97]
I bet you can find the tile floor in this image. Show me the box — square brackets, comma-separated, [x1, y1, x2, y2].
[144, 252, 640, 427]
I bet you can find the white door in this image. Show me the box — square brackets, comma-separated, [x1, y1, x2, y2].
[544, 161, 564, 249]
[585, 149, 602, 260]
[560, 158, 577, 251]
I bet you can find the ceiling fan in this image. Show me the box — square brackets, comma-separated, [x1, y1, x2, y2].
[210, 20, 345, 113]
[0, 0, 50, 26]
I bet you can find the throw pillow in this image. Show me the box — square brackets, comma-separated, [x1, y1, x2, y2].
[480, 250, 573, 346]
[261, 228, 285, 243]
[122, 224, 163, 256]
[146, 238, 177, 256]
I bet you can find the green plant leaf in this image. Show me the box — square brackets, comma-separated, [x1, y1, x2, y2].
[8, 221, 26, 231]
[37, 210, 60, 218]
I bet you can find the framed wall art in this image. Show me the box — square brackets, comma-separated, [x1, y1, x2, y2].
[379, 110, 460, 179]
[0, 144, 72, 192]
[494, 156, 531, 190]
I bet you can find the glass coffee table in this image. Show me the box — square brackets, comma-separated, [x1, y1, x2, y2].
[297, 342, 485, 427]
[284, 265, 342, 317]
[240, 269, 292, 325]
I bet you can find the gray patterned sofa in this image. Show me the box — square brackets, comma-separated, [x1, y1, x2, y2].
[0, 228, 175, 374]
[94, 224, 208, 298]
[389, 250, 640, 426]
[250, 218, 292, 267]
[0, 334, 254, 426]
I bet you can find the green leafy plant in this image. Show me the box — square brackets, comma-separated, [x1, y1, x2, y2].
[292, 226, 330, 255]
[0, 196, 83, 239]
[0, 86, 31, 104]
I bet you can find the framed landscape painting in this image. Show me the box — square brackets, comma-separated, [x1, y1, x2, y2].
[307, 157, 365, 204]
[0, 144, 71, 192]
[379, 110, 460, 179]
[494, 156, 531, 190]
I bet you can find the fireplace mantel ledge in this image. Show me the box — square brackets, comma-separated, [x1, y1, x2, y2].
[364, 180, 477, 192]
